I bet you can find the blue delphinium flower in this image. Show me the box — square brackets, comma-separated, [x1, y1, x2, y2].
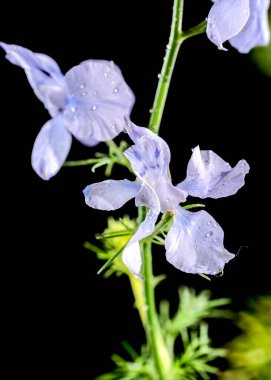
[0, 43, 135, 179]
[83, 122, 249, 277]
[207, 0, 270, 53]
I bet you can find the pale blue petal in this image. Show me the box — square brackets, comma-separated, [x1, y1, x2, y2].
[31, 117, 72, 180]
[83, 179, 140, 211]
[124, 123, 186, 210]
[177, 146, 250, 199]
[135, 183, 161, 212]
[207, 0, 250, 50]
[124, 135, 170, 180]
[135, 181, 185, 212]
[165, 207, 234, 275]
[0, 43, 66, 117]
[122, 210, 159, 277]
[125, 121, 171, 167]
[230, 0, 270, 53]
[63, 60, 135, 144]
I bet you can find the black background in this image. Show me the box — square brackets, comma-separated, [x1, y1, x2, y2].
[1, 1, 270, 379]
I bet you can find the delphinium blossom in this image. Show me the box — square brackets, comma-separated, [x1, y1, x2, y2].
[0, 43, 135, 179]
[207, 0, 270, 53]
[83, 122, 249, 277]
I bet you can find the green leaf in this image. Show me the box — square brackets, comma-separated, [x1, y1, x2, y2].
[97, 245, 126, 275]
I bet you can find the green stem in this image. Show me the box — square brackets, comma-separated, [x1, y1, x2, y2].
[63, 158, 98, 167]
[143, 241, 171, 380]
[148, 0, 184, 134]
[181, 20, 207, 40]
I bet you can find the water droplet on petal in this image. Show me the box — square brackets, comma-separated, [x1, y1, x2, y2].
[157, 73, 161, 78]
[91, 105, 98, 111]
[103, 72, 108, 77]
[70, 106, 77, 113]
[80, 84, 85, 89]
[81, 91, 87, 96]
[112, 124, 116, 131]
[205, 233, 210, 238]
[93, 91, 98, 96]
[113, 88, 119, 94]
[207, 221, 212, 226]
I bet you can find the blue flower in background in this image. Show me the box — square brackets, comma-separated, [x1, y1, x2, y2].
[83, 122, 249, 278]
[0, 43, 135, 180]
[207, 0, 270, 53]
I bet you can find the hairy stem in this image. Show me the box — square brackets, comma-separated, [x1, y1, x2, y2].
[148, 0, 184, 134]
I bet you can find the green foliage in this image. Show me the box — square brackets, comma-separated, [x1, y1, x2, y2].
[64, 140, 131, 176]
[85, 215, 137, 277]
[96, 288, 231, 380]
[220, 295, 271, 380]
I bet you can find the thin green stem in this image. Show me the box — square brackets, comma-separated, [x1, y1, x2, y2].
[143, 241, 171, 380]
[180, 20, 207, 40]
[148, 0, 184, 134]
[63, 158, 98, 167]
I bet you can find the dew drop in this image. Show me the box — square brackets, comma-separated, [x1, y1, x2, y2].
[81, 91, 87, 96]
[103, 72, 108, 77]
[70, 106, 77, 113]
[93, 91, 98, 96]
[207, 221, 212, 226]
[80, 84, 85, 89]
[113, 87, 119, 94]
[213, 223, 217, 228]
[157, 73, 161, 79]
[91, 105, 98, 111]
[205, 233, 210, 238]
[112, 124, 116, 131]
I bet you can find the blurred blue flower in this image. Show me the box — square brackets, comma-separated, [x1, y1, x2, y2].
[207, 0, 270, 53]
[83, 122, 249, 277]
[0, 43, 135, 179]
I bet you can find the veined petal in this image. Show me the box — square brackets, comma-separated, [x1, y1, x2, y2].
[124, 122, 186, 210]
[207, 0, 250, 50]
[0, 43, 66, 117]
[177, 146, 249, 199]
[230, 0, 270, 53]
[83, 179, 140, 210]
[63, 60, 135, 144]
[122, 210, 159, 277]
[31, 117, 72, 180]
[125, 121, 171, 171]
[124, 131, 171, 181]
[165, 207, 234, 275]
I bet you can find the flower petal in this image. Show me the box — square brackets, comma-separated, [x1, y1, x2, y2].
[125, 121, 171, 168]
[31, 117, 72, 180]
[165, 207, 234, 275]
[124, 122, 186, 210]
[83, 179, 140, 210]
[0, 43, 66, 117]
[207, 0, 250, 50]
[122, 210, 159, 277]
[63, 60, 135, 144]
[177, 146, 249, 199]
[230, 0, 270, 53]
